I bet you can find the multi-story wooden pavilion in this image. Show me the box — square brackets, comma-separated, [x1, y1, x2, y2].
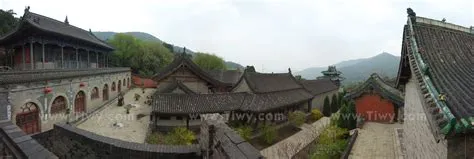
[0, 7, 130, 134]
[0, 7, 113, 70]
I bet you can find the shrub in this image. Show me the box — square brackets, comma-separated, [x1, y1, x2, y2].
[311, 109, 323, 121]
[236, 125, 253, 141]
[146, 132, 165, 144]
[311, 126, 349, 159]
[323, 96, 331, 117]
[164, 127, 196, 145]
[261, 124, 277, 144]
[288, 111, 306, 127]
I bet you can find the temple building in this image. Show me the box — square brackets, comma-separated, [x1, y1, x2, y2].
[345, 73, 403, 122]
[151, 65, 314, 131]
[396, 8, 474, 158]
[300, 78, 339, 112]
[0, 8, 130, 134]
[152, 52, 237, 93]
[318, 65, 344, 86]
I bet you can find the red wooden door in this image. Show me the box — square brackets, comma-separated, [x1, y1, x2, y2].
[118, 80, 122, 92]
[75, 91, 86, 113]
[103, 84, 109, 101]
[16, 102, 40, 134]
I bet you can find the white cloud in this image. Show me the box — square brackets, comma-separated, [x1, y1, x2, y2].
[1, 0, 473, 72]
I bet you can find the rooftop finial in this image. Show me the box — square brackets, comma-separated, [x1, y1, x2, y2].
[407, 8, 416, 17]
[183, 47, 186, 54]
[288, 68, 292, 74]
[24, 6, 30, 13]
[442, 18, 446, 23]
[65, 16, 69, 24]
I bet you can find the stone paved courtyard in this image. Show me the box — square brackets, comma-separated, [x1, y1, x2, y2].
[77, 88, 156, 143]
[349, 122, 403, 159]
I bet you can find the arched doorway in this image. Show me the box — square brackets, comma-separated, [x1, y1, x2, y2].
[16, 102, 40, 134]
[103, 84, 109, 101]
[51, 96, 67, 115]
[127, 78, 130, 88]
[118, 80, 122, 92]
[74, 91, 86, 113]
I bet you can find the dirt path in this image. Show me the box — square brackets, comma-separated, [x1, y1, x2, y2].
[349, 122, 402, 159]
[77, 88, 155, 143]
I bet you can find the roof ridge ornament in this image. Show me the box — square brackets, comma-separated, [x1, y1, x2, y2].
[288, 68, 292, 74]
[65, 16, 69, 25]
[24, 6, 30, 13]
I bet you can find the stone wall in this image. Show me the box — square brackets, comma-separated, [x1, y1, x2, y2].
[311, 90, 338, 111]
[402, 76, 447, 158]
[32, 123, 200, 159]
[4, 70, 131, 132]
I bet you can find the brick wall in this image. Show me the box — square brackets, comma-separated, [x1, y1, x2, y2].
[402, 76, 447, 158]
[32, 123, 200, 159]
[132, 75, 157, 88]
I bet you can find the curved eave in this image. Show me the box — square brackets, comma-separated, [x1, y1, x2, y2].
[152, 54, 229, 87]
[345, 78, 404, 106]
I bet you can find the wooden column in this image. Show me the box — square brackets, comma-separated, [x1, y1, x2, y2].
[22, 45, 25, 70]
[96, 52, 99, 68]
[87, 50, 90, 68]
[61, 46, 64, 69]
[42, 43, 45, 69]
[29, 42, 34, 70]
[75, 48, 79, 68]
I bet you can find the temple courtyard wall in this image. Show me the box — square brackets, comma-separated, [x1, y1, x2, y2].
[0, 69, 131, 133]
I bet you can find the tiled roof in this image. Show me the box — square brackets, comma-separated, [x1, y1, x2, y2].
[158, 80, 197, 94]
[346, 73, 404, 106]
[152, 93, 247, 114]
[396, 12, 474, 134]
[152, 89, 313, 114]
[242, 71, 304, 93]
[0, 11, 113, 51]
[0, 120, 57, 158]
[152, 53, 230, 86]
[206, 70, 243, 85]
[0, 68, 130, 85]
[300, 79, 338, 96]
[208, 120, 263, 159]
[241, 89, 314, 112]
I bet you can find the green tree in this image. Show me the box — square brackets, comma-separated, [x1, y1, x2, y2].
[288, 111, 306, 127]
[193, 52, 226, 70]
[295, 75, 305, 80]
[108, 34, 173, 76]
[323, 96, 331, 117]
[261, 123, 277, 144]
[0, 9, 18, 36]
[331, 94, 339, 113]
[338, 101, 357, 129]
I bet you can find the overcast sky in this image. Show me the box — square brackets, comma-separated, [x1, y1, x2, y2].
[1, 0, 473, 72]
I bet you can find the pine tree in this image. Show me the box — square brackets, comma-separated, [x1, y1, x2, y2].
[348, 101, 357, 129]
[323, 96, 331, 117]
[331, 94, 338, 113]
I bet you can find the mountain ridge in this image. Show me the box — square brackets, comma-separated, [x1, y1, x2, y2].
[295, 52, 400, 84]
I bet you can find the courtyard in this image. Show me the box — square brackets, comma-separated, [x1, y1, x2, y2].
[77, 88, 156, 143]
[349, 122, 403, 159]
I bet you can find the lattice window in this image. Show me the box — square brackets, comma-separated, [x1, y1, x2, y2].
[91, 87, 99, 100]
[51, 96, 66, 114]
[16, 102, 40, 134]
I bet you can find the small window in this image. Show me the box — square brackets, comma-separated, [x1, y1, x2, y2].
[159, 116, 171, 120]
[91, 87, 99, 100]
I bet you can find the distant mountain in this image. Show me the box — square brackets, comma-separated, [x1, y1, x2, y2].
[93, 32, 162, 42]
[93, 31, 244, 70]
[295, 52, 400, 84]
